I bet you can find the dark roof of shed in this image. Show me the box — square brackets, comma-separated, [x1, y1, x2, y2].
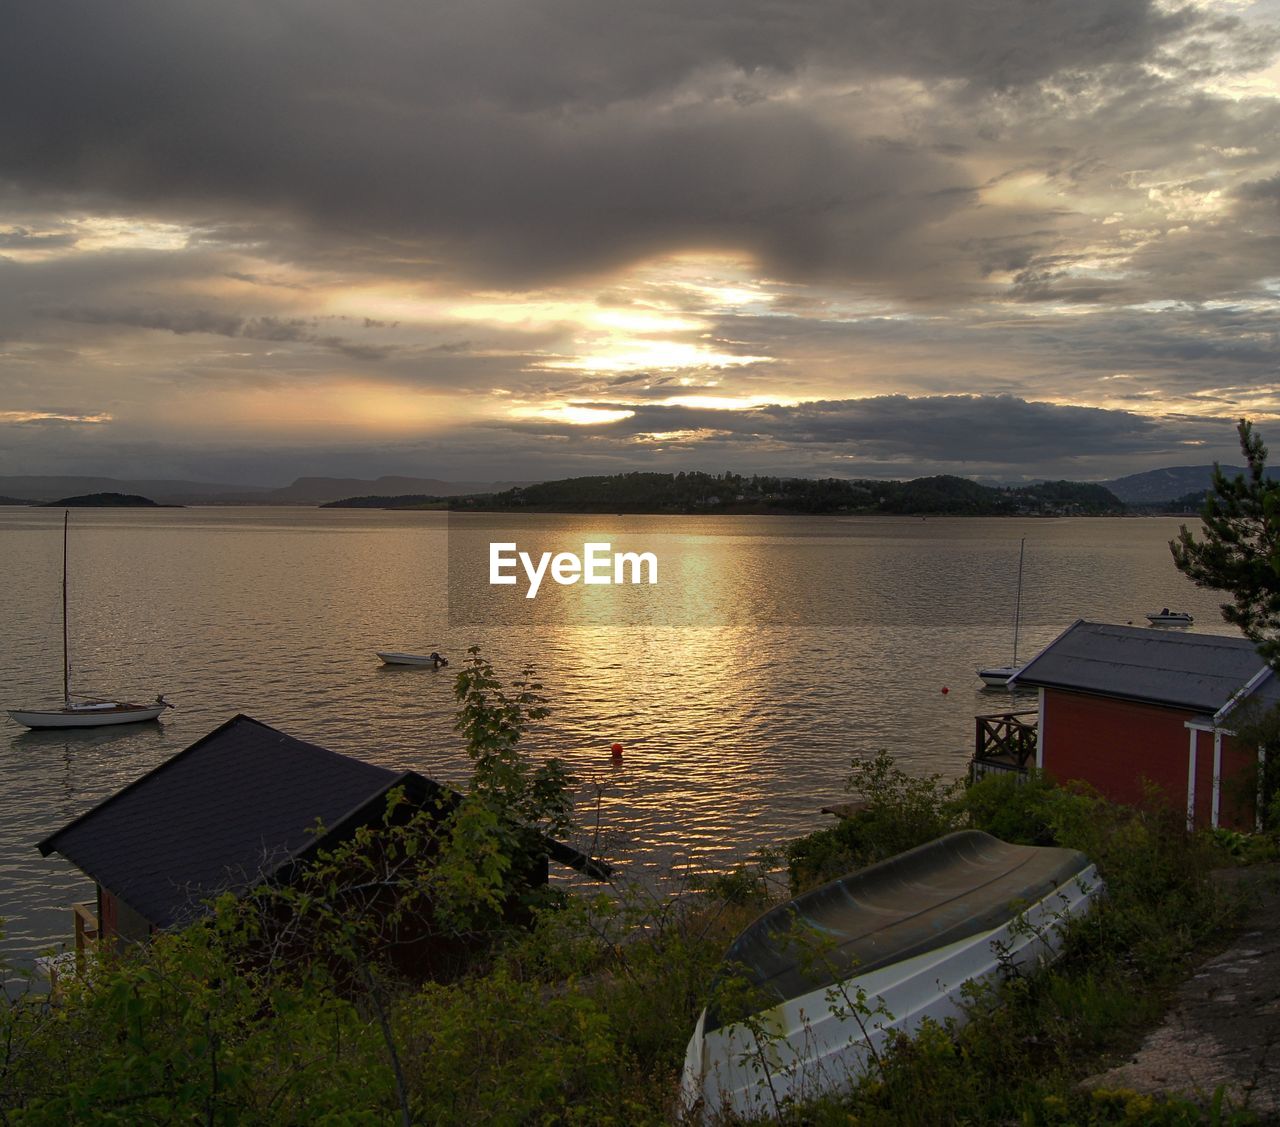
[37, 714, 442, 929]
[1009, 620, 1267, 714]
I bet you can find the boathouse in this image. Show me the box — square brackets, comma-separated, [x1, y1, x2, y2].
[38, 714, 608, 957]
[1005, 621, 1274, 831]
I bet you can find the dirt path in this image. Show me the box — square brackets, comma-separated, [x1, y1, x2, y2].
[1082, 865, 1280, 1117]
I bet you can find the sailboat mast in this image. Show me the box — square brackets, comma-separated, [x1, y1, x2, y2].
[62, 510, 70, 706]
[1011, 537, 1025, 665]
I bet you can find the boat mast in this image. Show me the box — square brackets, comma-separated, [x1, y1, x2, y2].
[1011, 537, 1025, 665]
[62, 510, 70, 706]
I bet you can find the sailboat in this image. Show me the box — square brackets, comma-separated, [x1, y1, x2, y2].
[977, 538, 1026, 689]
[6, 512, 173, 730]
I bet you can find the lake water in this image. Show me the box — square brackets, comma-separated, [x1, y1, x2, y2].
[0, 507, 1237, 970]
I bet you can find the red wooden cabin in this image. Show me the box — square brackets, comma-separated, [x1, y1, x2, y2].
[1008, 621, 1275, 831]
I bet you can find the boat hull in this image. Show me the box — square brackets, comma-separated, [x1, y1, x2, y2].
[680, 832, 1102, 1121]
[1146, 613, 1193, 626]
[977, 665, 1017, 687]
[376, 651, 447, 666]
[7, 704, 168, 729]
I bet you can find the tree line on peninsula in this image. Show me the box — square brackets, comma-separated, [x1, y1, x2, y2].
[325, 470, 1136, 516]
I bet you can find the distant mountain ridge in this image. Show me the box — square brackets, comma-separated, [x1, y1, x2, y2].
[264, 476, 534, 503]
[2, 465, 1271, 507]
[0, 474, 535, 505]
[0, 475, 266, 504]
[1102, 465, 1277, 503]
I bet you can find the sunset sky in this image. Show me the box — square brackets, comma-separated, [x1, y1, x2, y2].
[2, 0, 1279, 485]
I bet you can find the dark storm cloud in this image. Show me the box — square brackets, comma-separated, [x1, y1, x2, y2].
[1237, 173, 1280, 204]
[0, 0, 1209, 288]
[0, 392, 1244, 484]
[498, 394, 1226, 466]
[44, 305, 397, 361]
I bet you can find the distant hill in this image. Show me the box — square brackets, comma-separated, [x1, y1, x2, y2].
[1105, 465, 1254, 504]
[44, 492, 163, 507]
[0, 474, 535, 505]
[0, 475, 270, 505]
[331, 471, 1125, 516]
[0, 495, 33, 506]
[262, 476, 535, 504]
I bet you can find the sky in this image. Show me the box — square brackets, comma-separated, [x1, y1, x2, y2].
[2, 0, 1279, 486]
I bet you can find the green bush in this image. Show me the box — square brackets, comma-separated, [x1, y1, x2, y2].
[960, 769, 1062, 844]
[784, 750, 964, 891]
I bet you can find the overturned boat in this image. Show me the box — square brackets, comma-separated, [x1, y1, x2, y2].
[680, 830, 1101, 1121]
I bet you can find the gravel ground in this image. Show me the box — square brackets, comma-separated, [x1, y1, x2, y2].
[1081, 864, 1280, 1118]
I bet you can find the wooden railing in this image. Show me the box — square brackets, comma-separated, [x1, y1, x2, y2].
[73, 901, 98, 970]
[973, 711, 1039, 769]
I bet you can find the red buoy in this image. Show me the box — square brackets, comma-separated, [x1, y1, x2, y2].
[610, 742, 623, 759]
[941, 686, 949, 694]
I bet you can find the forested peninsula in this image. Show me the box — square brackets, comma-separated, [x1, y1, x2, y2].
[324, 471, 1130, 516]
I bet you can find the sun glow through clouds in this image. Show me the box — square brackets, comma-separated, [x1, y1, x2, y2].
[510, 404, 637, 426]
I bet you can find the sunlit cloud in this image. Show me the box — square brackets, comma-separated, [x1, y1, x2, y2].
[510, 404, 637, 426]
[0, 410, 112, 424]
[655, 394, 796, 411]
[537, 340, 771, 373]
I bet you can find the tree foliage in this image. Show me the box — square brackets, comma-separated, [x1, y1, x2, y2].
[1171, 418, 1280, 667]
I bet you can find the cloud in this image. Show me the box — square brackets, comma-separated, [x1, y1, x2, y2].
[1, 1, 1279, 485]
[42, 306, 397, 360]
[0, 228, 77, 250]
[492, 393, 1240, 473]
[0, 0, 1251, 295]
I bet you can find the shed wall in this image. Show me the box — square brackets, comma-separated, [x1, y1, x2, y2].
[1040, 690, 1197, 810]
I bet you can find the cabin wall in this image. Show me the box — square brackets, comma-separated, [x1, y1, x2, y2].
[1040, 690, 1199, 810]
[98, 888, 153, 952]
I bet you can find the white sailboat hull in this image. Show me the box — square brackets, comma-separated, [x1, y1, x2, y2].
[977, 664, 1018, 687]
[7, 702, 169, 729]
[6, 512, 172, 731]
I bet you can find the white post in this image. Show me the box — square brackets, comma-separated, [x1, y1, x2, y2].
[1211, 730, 1223, 829]
[1259, 744, 1268, 834]
[1186, 728, 1198, 831]
[1035, 688, 1045, 770]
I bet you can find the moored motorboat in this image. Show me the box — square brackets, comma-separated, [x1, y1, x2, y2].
[679, 830, 1102, 1121]
[1146, 609, 1193, 626]
[376, 650, 449, 667]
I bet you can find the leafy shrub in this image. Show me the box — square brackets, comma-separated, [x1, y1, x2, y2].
[960, 769, 1061, 844]
[784, 750, 964, 891]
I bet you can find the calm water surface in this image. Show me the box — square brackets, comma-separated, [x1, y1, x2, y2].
[0, 507, 1236, 968]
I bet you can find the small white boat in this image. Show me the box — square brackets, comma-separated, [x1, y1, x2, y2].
[680, 830, 1101, 1122]
[1146, 610, 1193, 626]
[9, 696, 172, 730]
[7, 512, 172, 731]
[977, 664, 1018, 688]
[376, 650, 449, 667]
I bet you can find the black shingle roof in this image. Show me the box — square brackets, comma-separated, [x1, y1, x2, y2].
[37, 715, 442, 928]
[1009, 620, 1268, 714]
